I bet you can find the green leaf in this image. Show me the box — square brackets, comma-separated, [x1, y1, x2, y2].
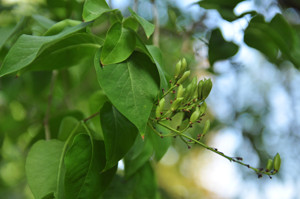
[82, 0, 111, 22]
[123, 16, 139, 32]
[196, 0, 245, 21]
[208, 28, 239, 65]
[25, 33, 102, 72]
[124, 135, 153, 178]
[88, 90, 108, 140]
[44, 19, 81, 36]
[129, 8, 155, 38]
[25, 140, 64, 199]
[100, 22, 136, 65]
[146, 45, 168, 89]
[95, 51, 160, 132]
[0, 22, 92, 77]
[32, 15, 56, 30]
[101, 162, 159, 199]
[64, 134, 117, 199]
[58, 117, 79, 141]
[100, 102, 138, 170]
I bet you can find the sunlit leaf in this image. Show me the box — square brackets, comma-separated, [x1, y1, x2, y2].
[82, 0, 111, 22]
[129, 8, 155, 38]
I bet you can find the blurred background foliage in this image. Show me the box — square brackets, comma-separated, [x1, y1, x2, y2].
[1, 0, 300, 198]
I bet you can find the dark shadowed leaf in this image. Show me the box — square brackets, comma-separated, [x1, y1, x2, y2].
[100, 102, 138, 170]
[208, 28, 239, 66]
[64, 134, 117, 199]
[196, 0, 245, 21]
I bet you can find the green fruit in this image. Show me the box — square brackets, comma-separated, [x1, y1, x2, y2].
[266, 159, 273, 171]
[203, 120, 210, 135]
[155, 98, 165, 118]
[171, 97, 183, 111]
[180, 58, 187, 74]
[199, 102, 207, 116]
[174, 60, 182, 79]
[198, 80, 204, 99]
[273, 153, 281, 171]
[201, 79, 212, 100]
[177, 85, 185, 98]
[177, 70, 190, 84]
[190, 107, 200, 123]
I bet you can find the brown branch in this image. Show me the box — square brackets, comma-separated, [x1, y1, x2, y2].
[83, 111, 100, 123]
[44, 70, 58, 140]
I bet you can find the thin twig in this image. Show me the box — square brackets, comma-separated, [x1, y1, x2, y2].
[44, 70, 58, 140]
[83, 111, 100, 123]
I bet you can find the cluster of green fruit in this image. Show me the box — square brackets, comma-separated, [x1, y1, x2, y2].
[155, 58, 212, 127]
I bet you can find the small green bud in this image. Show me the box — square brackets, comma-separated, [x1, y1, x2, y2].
[174, 60, 182, 79]
[190, 107, 200, 123]
[180, 58, 187, 74]
[171, 97, 184, 111]
[199, 102, 207, 116]
[177, 85, 185, 98]
[203, 120, 210, 135]
[191, 77, 198, 99]
[155, 98, 165, 118]
[198, 80, 204, 99]
[201, 79, 212, 100]
[177, 70, 190, 84]
[266, 159, 273, 171]
[273, 153, 281, 171]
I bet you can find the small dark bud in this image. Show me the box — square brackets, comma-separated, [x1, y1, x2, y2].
[172, 90, 176, 94]
[176, 83, 179, 87]
[188, 146, 191, 149]
[269, 175, 272, 179]
[259, 168, 264, 172]
[177, 126, 180, 130]
[197, 120, 201, 123]
[169, 118, 172, 121]
[236, 157, 243, 161]
[258, 174, 262, 178]
[170, 100, 173, 104]
[160, 136, 164, 138]
[246, 165, 250, 168]
[160, 112, 163, 115]
[187, 103, 191, 106]
[162, 88, 165, 93]
[173, 136, 177, 138]
[169, 80, 172, 84]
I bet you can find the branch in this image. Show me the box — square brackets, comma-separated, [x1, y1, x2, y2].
[151, 0, 160, 46]
[83, 111, 100, 123]
[44, 70, 58, 140]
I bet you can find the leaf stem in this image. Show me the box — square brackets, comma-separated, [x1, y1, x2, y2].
[83, 111, 100, 123]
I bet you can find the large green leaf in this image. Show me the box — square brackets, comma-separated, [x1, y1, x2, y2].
[100, 102, 138, 170]
[25, 33, 102, 72]
[95, 51, 160, 132]
[196, 0, 245, 21]
[64, 134, 117, 199]
[208, 28, 239, 65]
[82, 0, 111, 22]
[0, 22, 92, 77]
[44, 19, 81, 36]
[124, 135, 153, 178]
[100, 22, 136, 65]
[129, 8, 155, 38]
[58, 117, 79, 141]
[25, 140, 64, 199]
[101, 162, 159, 199]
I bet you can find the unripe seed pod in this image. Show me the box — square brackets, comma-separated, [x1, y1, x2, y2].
[190, 107, 200, 123]
[202, 120, 210, 135]
[174, 60, 182, 79]
[177, 85, 185, 98]
[198, 80, 204, 99]
[266, 159, 273, 171]
[180, 58, 187, 74]
[171, 97, 184, 111]
[201, 79, 212, 100]
[199, 102, 207, 116]
[177, 70, 190, 84]
[273, 153, 281, 171]
[184, 83, 193, 101]
[191, 77, 198, 99]
[155, 98, 165, 118]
